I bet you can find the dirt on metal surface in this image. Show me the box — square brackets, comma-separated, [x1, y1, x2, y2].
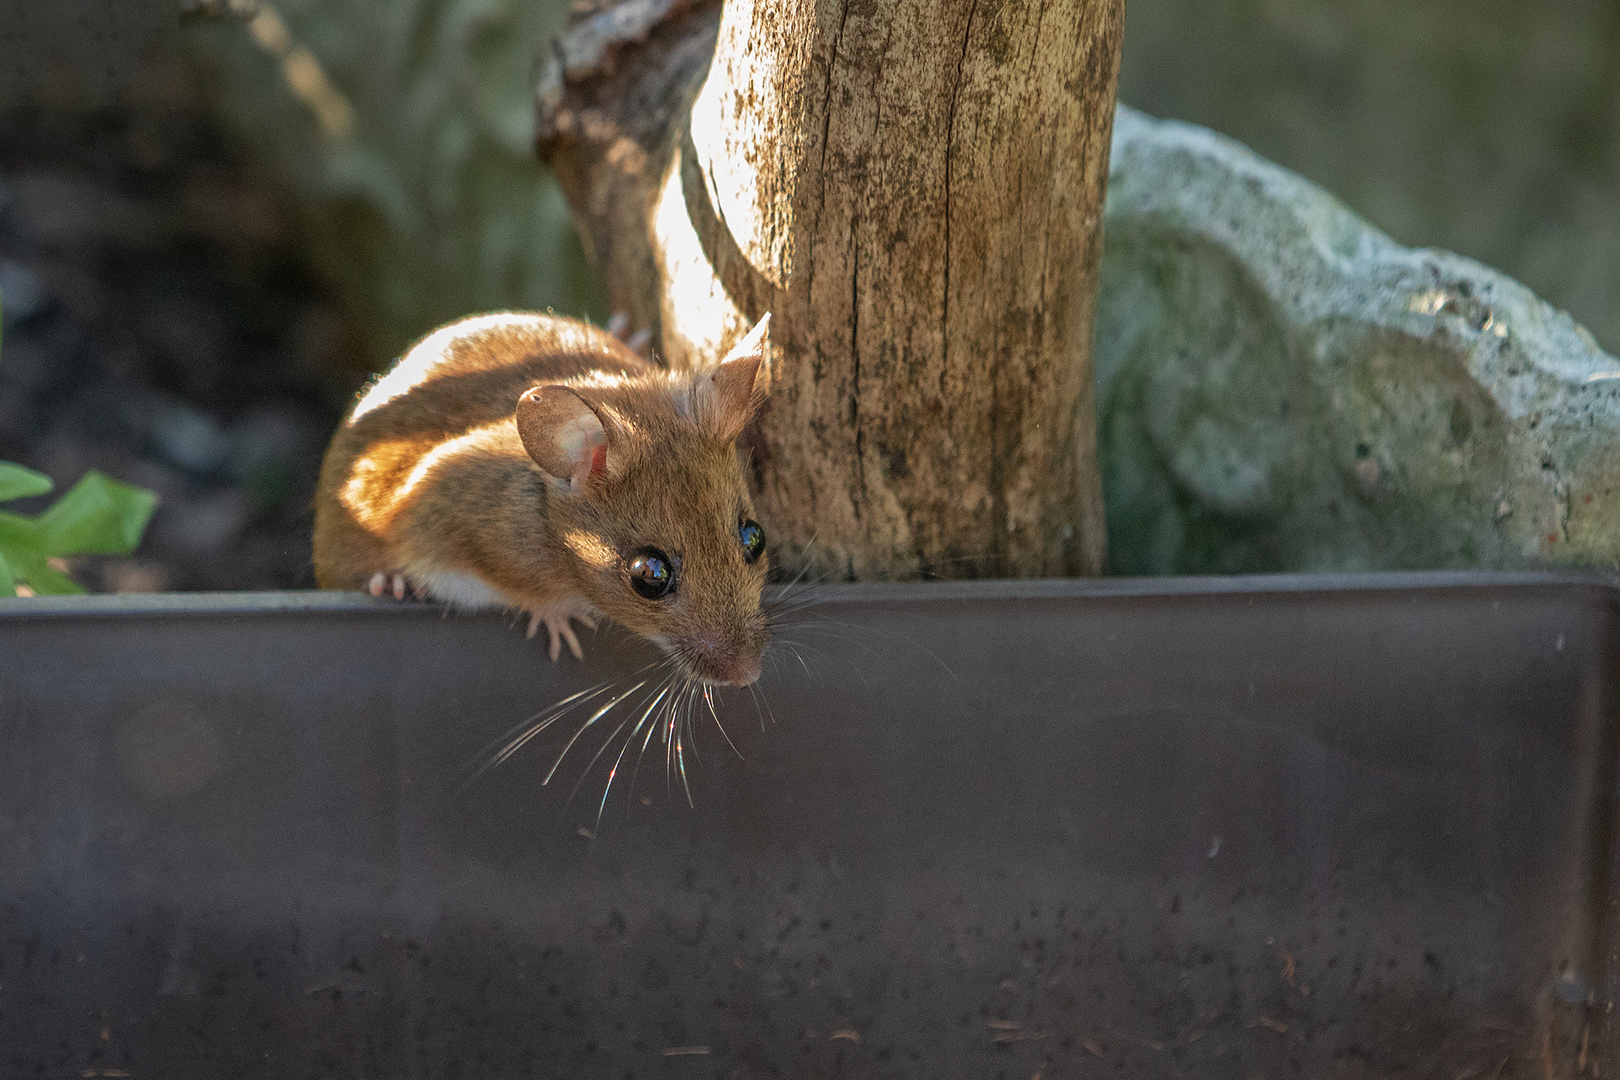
[0, 573, 1616, 1078]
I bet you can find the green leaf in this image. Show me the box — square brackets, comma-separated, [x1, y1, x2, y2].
[0, 511, 47, 594]
[0, 547, 82, 595]
[0, 462, 53, 503]
[0, 510, 42, 553]
[17, 557, 84, 595]
[37, 471, 158, 556]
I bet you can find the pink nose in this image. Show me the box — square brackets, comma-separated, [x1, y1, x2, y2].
[684, 634, 762, 687]
[718, 655, 762, 687]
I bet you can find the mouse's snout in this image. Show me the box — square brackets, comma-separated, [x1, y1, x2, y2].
[677, 624, 767, 687]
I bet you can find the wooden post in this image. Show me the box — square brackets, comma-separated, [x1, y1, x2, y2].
[539, 0, 1123, 579]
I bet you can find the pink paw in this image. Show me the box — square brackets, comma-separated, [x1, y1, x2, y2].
[366, 571, 422, 601]
[526, 607, 599, 661]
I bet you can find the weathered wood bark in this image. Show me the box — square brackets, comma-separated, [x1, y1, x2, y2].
[539, 0, 1122, 579]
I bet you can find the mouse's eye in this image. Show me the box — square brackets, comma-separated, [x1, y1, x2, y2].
[627, 547, 676, 599]
[737, 518, 765, 564]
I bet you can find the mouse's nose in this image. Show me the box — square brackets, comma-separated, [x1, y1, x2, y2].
[681, 631, 763, 687]
[716, 655, 762, 688]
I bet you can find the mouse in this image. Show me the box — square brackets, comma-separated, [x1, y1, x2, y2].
[312, 311, 772, 687]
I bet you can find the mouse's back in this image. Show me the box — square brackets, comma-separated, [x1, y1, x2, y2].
[312, 313, 650, 590]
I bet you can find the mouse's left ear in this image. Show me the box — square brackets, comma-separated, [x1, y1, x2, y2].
[701, 314, 770, 442]
[516, 385, 611, 489]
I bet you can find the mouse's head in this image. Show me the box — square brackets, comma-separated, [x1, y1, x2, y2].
[516, 318, 773, 686]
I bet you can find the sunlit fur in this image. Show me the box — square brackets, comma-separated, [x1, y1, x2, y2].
[313, 312, 770, 686]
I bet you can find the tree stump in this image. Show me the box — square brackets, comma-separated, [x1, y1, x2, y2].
[538, 0, 1123, 580]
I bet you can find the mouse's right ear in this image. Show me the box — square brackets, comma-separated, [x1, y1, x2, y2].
[701, 314, 771, 442]
[516, 385, 608, 489]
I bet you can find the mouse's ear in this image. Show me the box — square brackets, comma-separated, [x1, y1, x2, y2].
[700, 314, 770, 442]
[516, 385, 610, 488]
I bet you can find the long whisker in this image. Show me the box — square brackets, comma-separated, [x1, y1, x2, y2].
[593, 665, 682, 819]
[543, 679, 650, 786]
[704, 683, 745, 760]
[766, 577, 824, 603]
[745, 680, 765, 732]
[794, 609, 961, 683]
[662, 678, 690, 799]
[454, 679, 618, 795]
[566, 710, 638, 809]
[456, 647, 679, 790]
[763, 589, 826, 620]
[594, 682, 673, 829]
[482, 681, 612, 765]
[764, 604, 825, 631]
[771, 640, 822, 683]
[628, 679, 668, 802]
[664, 685, 675, 794]
[662, 677, 695, 802]
[772, 632, 832, 663]
[674, 697, 694, 808]
[761, 676, 779, 727]
[765, 557, 820, 604]
[765, 530, 822, 588]
[745, 675, 779, 731]
[563, 668, 681, 807]
[609, 670, 680, 790]
[751, 676, 776, 752]
[772, 626, 876, 693]
[682, 681, 703, 767]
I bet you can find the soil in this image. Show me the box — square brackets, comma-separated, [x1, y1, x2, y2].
[0, 91, 365, 592]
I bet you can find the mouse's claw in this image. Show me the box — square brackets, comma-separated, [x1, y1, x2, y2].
[367, 571, 421, 601]
[527, 607, 591, 661]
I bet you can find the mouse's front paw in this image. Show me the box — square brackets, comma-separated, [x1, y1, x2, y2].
[366, 571, 423, 601]
[526, 605, 599, 662]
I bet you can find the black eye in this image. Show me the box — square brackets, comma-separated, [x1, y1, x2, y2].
[737, 518, 765, 563]
[627, 548, 676, 599]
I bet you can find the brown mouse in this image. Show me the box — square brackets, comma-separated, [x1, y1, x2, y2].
[312, 312, 772, 687]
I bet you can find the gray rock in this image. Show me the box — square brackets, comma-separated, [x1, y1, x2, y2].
[1115, 0, 1620, 359]
[0, 257, 48, 323]
[1097, 106, 1620, 575]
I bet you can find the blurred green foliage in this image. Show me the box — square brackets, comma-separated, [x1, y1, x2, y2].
[181, 0, 602, 368]
[0, 464, 159, 595]
[0, 290, 158, 595]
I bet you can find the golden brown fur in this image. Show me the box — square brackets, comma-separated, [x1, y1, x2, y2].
[313, 312, 770, 685]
